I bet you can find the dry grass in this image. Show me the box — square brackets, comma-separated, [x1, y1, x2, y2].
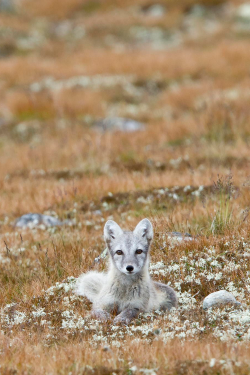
[1, 0, 250, 373]
[0, 337, 250, 375]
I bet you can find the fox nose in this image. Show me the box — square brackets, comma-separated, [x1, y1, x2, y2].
[126, 265, 134, 272]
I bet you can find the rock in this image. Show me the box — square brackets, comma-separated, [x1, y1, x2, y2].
[143, 4, 166, 18]
[203, 290, 241, 310]
[188, 4, 207, 17]
[94, 117, 145, 133]
[167, 231, 193, 242]
[0, 0, 16, 12]
[236, 3, 250, 22]
[15, 213, 68, 229]
[93, 210, 102, 216]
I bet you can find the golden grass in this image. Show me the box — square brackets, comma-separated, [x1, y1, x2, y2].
[0, 336, 249, 375]
[0, 40, 250, 86]
[1, 0, 250, 373]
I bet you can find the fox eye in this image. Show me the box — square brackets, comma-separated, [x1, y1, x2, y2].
[116, 250, 123, 255]
[136, 249, 143, 254]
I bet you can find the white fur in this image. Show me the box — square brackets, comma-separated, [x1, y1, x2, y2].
[75, 271, 107, 302]
[75, 219, 177, 323]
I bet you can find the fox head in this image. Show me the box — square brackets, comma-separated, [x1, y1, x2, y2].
[104, 218, 153, 275]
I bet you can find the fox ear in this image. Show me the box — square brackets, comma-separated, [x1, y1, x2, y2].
[104, 220, 123, 243]
[133, 218, 153, 241]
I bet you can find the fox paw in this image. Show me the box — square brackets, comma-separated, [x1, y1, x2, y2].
[113, 315, 131, 325]
[92, 309, 111, 322]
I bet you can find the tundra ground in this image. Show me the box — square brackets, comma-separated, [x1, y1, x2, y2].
[1, 0, 250, 374]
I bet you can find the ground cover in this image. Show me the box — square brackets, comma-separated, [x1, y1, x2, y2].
[1, 0, 250, 373]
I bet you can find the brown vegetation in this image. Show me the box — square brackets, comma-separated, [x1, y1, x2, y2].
[1, 0, 250, 373]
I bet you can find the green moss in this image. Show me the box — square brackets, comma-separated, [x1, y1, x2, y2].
[80, 1, 101, 14]
[16, 110, 52, 122]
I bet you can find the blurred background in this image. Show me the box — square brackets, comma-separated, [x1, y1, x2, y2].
[0, 0, 250, 222]
[1, 1, 250, 359]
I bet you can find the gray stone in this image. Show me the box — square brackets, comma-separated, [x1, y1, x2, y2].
[189, 5, 207, 18]
[94, 117, 145, 133]
[167, 231, 193, 242]
[93, 210, 102, 216]
[0, 0, 16, 12]
[236, 3, 250, 21]
[144, 4, 166, 18]
[15, 213, 67, 229]
[203, 290, 241, 310]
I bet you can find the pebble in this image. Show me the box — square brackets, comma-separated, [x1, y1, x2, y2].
[144, 4, 166, 18]
[0, 0, 16, 12]
[14, 213, 67, 229]
[167, 231, 193, 242]
[203, 290, 241, 310]
[94, 117, 145, 133]
[236, 3, 250, 21]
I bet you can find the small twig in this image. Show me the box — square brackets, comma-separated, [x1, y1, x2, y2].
[192, 291, 200, 298]
[4, 241, 10, 256]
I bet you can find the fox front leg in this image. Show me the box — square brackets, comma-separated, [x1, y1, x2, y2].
[113, 308, 139, 325]
[91, 308, 111, 322]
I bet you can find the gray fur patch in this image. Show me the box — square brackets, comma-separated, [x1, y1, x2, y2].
[75, 218, 178, 324]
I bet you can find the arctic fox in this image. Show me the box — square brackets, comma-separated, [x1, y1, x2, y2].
[75, 218, 177, 324]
